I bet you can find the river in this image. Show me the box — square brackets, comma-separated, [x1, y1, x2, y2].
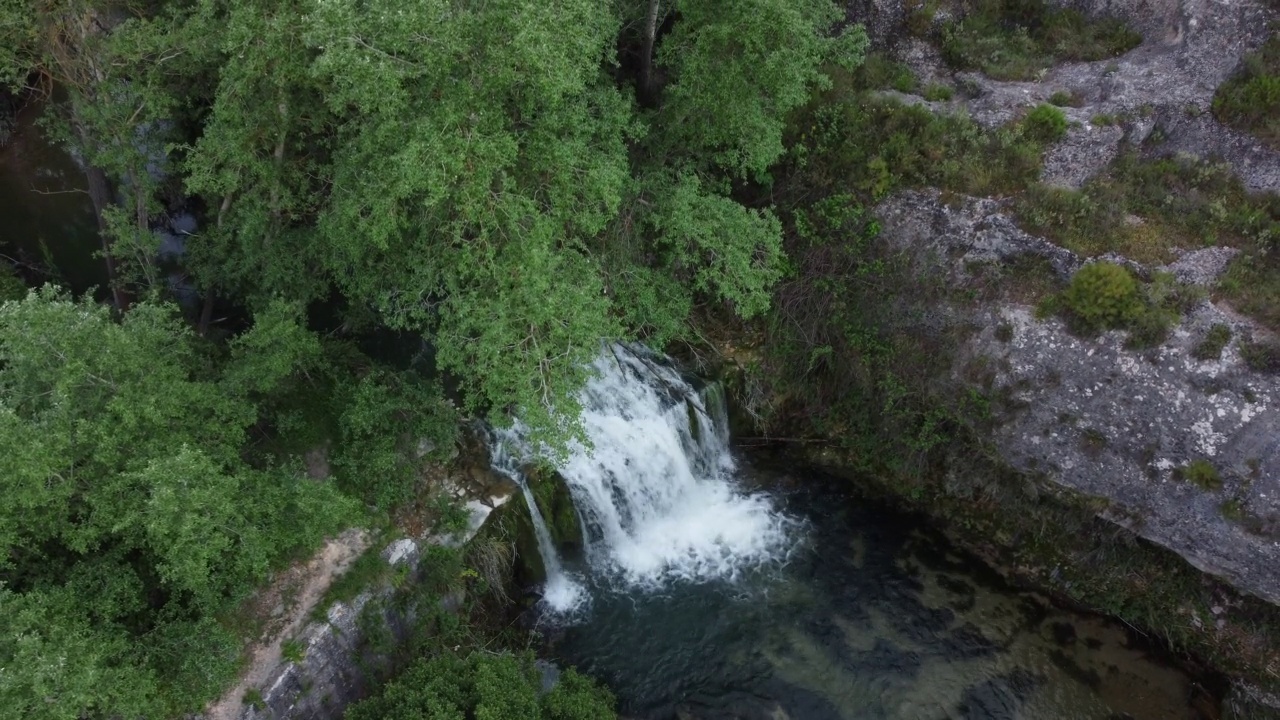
[496, 348, 1216, 720]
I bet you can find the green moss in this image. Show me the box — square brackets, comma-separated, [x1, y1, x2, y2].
[1178, 459, 1223, 490]
[1022, 103, 1068, 142]
[940, 0, 1141, 80]
[1213, 35, 1280, 149]
[1193, 324, 1233, 361]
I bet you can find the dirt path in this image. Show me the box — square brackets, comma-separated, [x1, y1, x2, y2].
[204, 528, 371, 720]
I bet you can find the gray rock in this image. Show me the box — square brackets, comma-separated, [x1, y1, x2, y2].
[876, 189, 1280, 607]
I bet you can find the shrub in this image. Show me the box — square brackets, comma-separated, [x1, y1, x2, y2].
[923, 83, 954, 101]
[1091, 113, 1119, 126]
[1062, 262, 1142, 332]
[1241, 339, 1280, 373]
[852, 53, 918, 93]
[1023, 104, 1068, 142]
[1192, 323, 1233, 360]
[1179, 459, 1222, 490]
[1213, 36, 1280, 149]
[941, 0, 1141, 80]
[1048, 90, 1080, 107]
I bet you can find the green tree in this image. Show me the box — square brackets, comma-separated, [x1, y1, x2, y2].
[0, 288, 356, 717]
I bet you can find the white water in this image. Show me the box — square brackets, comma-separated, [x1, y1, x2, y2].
[491, 346, 793, 613]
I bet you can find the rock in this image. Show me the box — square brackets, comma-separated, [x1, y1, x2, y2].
[231, 501, 503, 720]
[875, 188, 1280, 607]
[1161, 247, 1240, 287]
[381, 538, 418, 566]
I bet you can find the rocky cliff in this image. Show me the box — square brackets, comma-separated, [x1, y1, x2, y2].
[843, 0, 1280, 672]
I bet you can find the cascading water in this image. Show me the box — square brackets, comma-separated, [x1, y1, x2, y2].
[489, 345, 794, 613]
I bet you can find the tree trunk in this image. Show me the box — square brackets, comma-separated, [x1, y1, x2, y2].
[639, 0, 663, 105]
[83, 161, 129, 311]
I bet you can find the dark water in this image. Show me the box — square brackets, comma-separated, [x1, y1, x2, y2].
[0, 101, 106, 295]
[544, 466, 1210, 720]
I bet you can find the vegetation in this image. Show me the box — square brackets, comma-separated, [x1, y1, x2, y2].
[1213, 35, 1280, 149]
[936, 0, 1141, 80]
[0, 0, 869, 716]
[345, 652, 615, 720]
[1022, 103, 1069, 142]
[1179, 459, 1223, 491]
[1193, 323, 1233, 361]
[1059, 262, 1142, 332]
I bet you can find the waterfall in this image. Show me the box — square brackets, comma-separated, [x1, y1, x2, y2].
[490, 345, 793, 613]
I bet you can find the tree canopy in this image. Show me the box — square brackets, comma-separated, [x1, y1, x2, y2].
[0, 0, 866, 716]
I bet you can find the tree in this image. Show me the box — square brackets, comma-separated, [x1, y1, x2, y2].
[0, 288, 356, 717]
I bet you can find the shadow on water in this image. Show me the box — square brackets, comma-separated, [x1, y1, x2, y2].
[0, 99, 106, 297]
[543, 464, 1216, 720]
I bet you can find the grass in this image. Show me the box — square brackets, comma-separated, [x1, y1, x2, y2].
[1213, 35, 1280, 149]
[937, 0, 1142, 80]
[1192, 323, 1233, 360]
[850, 53, 919, 93]
[1015, 152, 1280, 266]
[1240, 338, 1280, 373]
[1177, 459, 1223, 490]
[1012, 151, 1280, 331]
[1048, 89, 1083, 107]
[282, 638, 306, 664]
[789, 78, 1061, 204]
[310, 533, 394, 622]
[1037, 262, 1204, 347]
[923, 83, 954, 102]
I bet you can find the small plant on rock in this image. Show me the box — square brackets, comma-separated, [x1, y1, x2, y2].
[282, 638, 306, 664]
[1179, 459, 1222, 490]
[1192, 323, 1233, 361]
[1023, 104, 1069, 142]
[1062, 261, 1142, 333]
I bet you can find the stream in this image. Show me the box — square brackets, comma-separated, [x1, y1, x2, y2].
[495, 348, 1214, 720]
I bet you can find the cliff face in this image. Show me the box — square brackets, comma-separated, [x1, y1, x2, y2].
[850, 0, 1280, 621]
[879, 191, 1280, 604]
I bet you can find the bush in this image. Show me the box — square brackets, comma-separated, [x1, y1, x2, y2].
[346, 652, 616, 720]
[1048, 90, 1081, 107]
[788, 90, 1049, 202]
[1023, 104, 1069, 142]
[1241, 339, 1280, 373]
[1180, 459, 1222, 490]
[1192, 323, 1233, 360]
[941, 0, 1141, 80]
[852, 53, 918, 92]
[1213, 36, 1280, 149]
[923, 83, 954, 101]
[1062, 262, 1142, 332]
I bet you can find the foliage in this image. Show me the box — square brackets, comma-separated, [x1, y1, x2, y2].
[922, 83, 954, 101]
[850, 53, 918, 93]
[1179, 459, 1223, 491]
[1014, 151, 1280, 331]
[1241, 338, 1280, 373]
[1016, 152, 1280, 262]
[1192, 323, 1233, 361]
[1060, 261, 1142, 333]
[1048, 90, 1081, 107]
[1021, 103, 1068, 142]
[345, 651, 616, 720]
[1213, 35, 1280, 149]
[788, 89, 1048, 202]
[0, 289, 358, 718]
[938, 0, 1141, 80]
